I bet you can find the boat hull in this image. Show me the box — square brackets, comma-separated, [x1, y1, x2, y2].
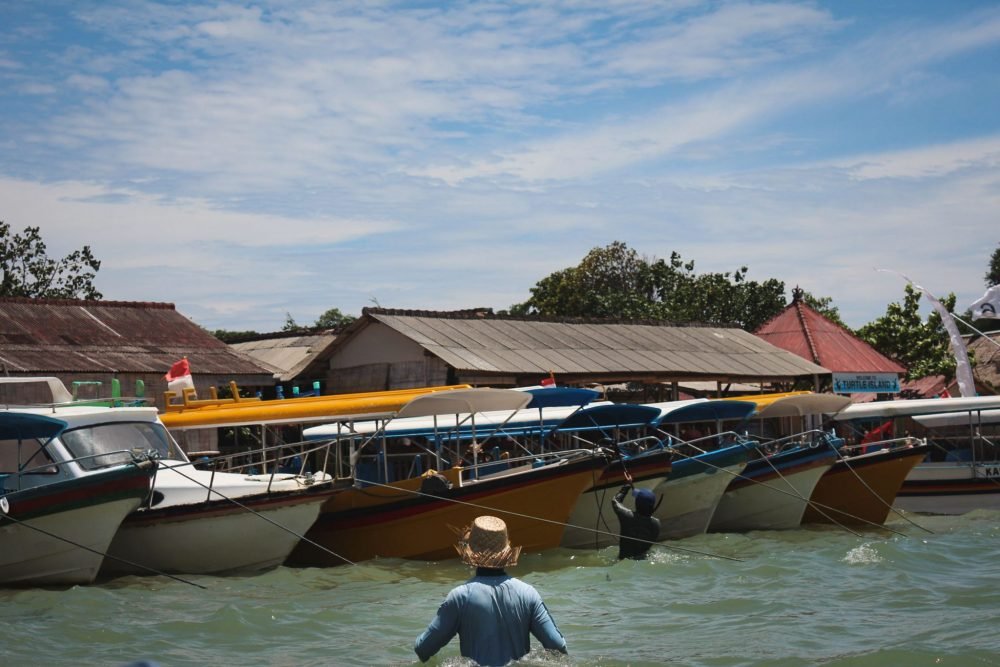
[103, 486, 334, 575]
[709, 447, 835, 532]
[0, 463, 153, 586]
[561, 450, 671, 549]
[289, 453, 607, 565]
[892, 462, 1000, 515]
[653, 445, 748, 539]
[802, 445, 929, 525]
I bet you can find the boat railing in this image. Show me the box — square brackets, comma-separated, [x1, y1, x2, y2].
[0, 447, 155, 493]
[190, 438, 335, 488]
[838, 435, 924, 457]
[458, 447, 599, 485]
[659, 429, 753, 458]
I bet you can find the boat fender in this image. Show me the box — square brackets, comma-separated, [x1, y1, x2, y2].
[0, 496, 8, 514]
[420, 473, 452, 497]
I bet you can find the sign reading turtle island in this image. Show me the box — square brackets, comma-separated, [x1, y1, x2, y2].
[832, 373, 901, 394]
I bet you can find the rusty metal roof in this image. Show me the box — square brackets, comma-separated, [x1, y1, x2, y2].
[969, 332, 1000, 392]
[0, 297, 271, 377]
[755, 296, 906, 374]
[347, 308, 830, 382]
[230, 332, 338, 382]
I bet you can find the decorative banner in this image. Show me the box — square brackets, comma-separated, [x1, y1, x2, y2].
[832, 373, 901, 394]
[970, 285, 1000, 320]
[876, 269, 977, 398]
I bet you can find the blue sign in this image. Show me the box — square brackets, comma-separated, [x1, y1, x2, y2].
[832, 373, 901, 394]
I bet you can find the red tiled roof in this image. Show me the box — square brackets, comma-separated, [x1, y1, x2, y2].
[755, 296, 906, 374]
[0, 297, 270, 376]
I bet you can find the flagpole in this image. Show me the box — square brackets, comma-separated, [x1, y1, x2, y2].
[951, 313, 1000, 350]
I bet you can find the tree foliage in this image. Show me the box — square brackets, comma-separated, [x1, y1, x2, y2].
[508, 241, 790, 331]
[855, 284, 958, 380]
[0, 221, 102, 299]
[987, 243, 1000, 287]
[314, 307, 356, 329]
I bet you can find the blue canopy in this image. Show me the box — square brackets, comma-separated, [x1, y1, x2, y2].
[0, 412, 68, 440]
[523, 386, 600, 409]
[655, 400, 757, 426]
[556, 403, 661, 431]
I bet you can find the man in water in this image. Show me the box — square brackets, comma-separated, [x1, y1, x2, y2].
[612, 472, 661, 560]
[414, 515, 567, 666]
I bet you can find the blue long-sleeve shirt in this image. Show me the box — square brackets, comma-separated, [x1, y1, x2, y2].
[414, 568, 567, 666]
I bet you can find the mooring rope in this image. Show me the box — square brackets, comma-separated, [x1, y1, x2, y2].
[356, 473, 745, 562]
[0, 511, 206, 589]
[157, 461, 357, 567]
[817, 436, 933, 534]
[659, 433, 910, 539]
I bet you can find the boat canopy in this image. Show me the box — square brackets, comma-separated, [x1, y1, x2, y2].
[834, 395, 1000, 421]
[752, 394, 852, 419]
[0, 377, 74, 405]
[521, 386, 600, 409]
[555, 403, 661, 432]
[652, 399, 757, 425]
[0, 412, 68, 440]
[913, 408, 1000, 428]
[394, 388, 532, 419]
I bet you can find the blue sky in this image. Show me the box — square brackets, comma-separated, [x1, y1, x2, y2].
[2, 1, 999, 332]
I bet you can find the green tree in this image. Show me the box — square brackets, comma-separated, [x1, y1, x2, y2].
[0, 221, 102, 299]
[855, 284, 958, 379]
[314, 307, 356, 329]
[508, 241, 790, 330]
[282, 312, 302, 332]
[211, 329, 261, 344]
[986, 243, 1000, 287]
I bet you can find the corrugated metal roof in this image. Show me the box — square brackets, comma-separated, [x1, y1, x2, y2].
[229, 333, 337, 382]
[0, 297, 271, 377]
[755, 295, 906, 374]
[360, 309, 830, 381]
[969, 332, 1000, 391]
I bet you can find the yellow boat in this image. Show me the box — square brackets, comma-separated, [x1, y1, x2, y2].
[289, 388, 608, 564]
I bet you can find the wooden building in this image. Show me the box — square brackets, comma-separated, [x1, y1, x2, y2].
[322, 307, 831, 398]
[229, 330, 338, 397]
[755, 288, 906, 396]
[0, 297, 274, 409]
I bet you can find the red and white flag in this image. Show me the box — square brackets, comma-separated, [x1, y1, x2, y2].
[165, 358, 195, 395]
[540, 371, 556, 387]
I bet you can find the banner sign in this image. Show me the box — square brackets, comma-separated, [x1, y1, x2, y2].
[832, 373, 900, 394]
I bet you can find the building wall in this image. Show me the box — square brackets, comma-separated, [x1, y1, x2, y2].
[326, 323, 450, 392]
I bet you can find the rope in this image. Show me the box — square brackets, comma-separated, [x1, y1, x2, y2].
[658, 431, 911, 539]
[159, 461, 357, 567]
[356, 474, 744, 562]
[819, 437, 933, 534]
[0, 512, 206, 589]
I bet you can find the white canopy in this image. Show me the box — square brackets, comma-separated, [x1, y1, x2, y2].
[394, 388, 532, 419]
[755, 394, 852, 419]
[834, 395, 1000, 421]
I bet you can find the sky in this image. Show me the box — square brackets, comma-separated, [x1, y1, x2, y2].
[2, 1, 999, 333]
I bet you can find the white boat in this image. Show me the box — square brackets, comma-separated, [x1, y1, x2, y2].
[556, 403, 669, 549]
[834, 396, 1000, 515]
[1, 376, 338, 577]
[706, 394, 850, 532]
[0, 383, 156, 586]
[647, 400, 757, 539]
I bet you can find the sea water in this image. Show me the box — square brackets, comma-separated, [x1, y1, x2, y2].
[2, 511, 998, 667]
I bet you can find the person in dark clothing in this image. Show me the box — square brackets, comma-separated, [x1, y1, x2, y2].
[611, 472, 661, 560]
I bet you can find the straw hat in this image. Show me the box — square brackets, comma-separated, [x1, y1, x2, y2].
[454, 515, 522, 568]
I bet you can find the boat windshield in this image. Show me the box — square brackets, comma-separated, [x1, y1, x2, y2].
[60, 421, 184, 470]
